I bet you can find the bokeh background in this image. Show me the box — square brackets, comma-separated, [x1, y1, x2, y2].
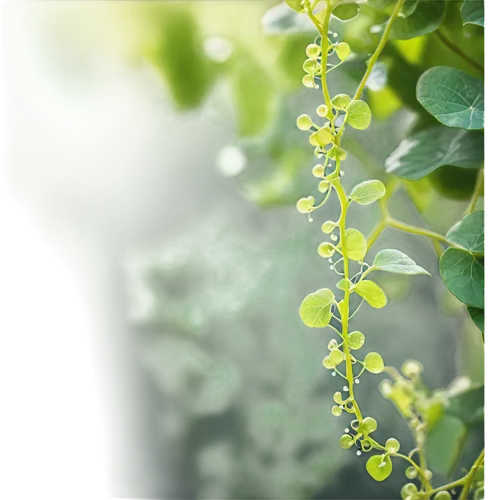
[1, 1, 484, 498]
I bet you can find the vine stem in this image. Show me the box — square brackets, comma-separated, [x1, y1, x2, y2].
[353, 0, 405, 101]
[465, 168, 484, 215]
[426, 448, 484, 499]
[434, 29, 484, 74]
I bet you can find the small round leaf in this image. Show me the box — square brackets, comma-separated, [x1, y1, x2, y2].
[299, 288, 335, 328]
[364, 352, 385, 374]
[366, 455, 392, 481]
[348, 331, 365, 350]
[347, 100, 371, 130]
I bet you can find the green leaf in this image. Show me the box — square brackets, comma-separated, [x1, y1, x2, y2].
[417, 67, 484, 130]
[372, 249, 430, 276]
[332, 3, 359, 21]
[353, 280, 387, 308]
[285, 0, 303, 13]
[366, 455, 393, 481]
[468, 306, 484, 333]
[447, 385, 484, 426]
[446, 210, 484, 253]
[390, 0, 446, 40]
[299, 288, 335, 328]
[461, 0, 484, 27]
[332, 94, 351, 111]
[349, 180, 386, 205]
[262, 3, 313, 34]
[364, 352, 385, 373]
[439, 248, 484, 308]
[336, 279, 350, 292]
[344, 228, 367, 261]
[231, 54, 277, 136]
[369, 0, 394, 9]
[347, 100, 372, 130]
[147, 9, 214, 110]
[385, 126, 483, 180]
[426, 415, 468, 476]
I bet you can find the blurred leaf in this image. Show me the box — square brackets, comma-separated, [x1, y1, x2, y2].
[262, 3, 313, 34]
[332, 3, 360, 21]
[146, 8, 215, 109]
[385, 126, 483, 180]
[468, 306, 484, 333]
[366, 62, 388, 91]
[384, 45, 426, 112]
[368, 0, 394, 9]
[446, 210, 484, 253]
[286, 0, 304, 13]
[278, 35, 311, 89]
[426, 415, 467, 476]
[446, 385, 484, 426]
[417, 67, 484, 130]
[390, 1, 446, 40]
[428, 165, 480, 201]
[458, 315, 487, 387]
[461, 0, 484, 27]
[231, 52, 277, 136]
[368, 86, 403, 119]
[150, 339, 212, 390]
[192, 361, 240, 416]
[372, 249, 430, 276]
[439, 248, 484, 308]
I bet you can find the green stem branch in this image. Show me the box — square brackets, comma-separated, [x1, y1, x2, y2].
[435, 29, 484, 74]
[353, 0, 405, 101]
[466, 168, 484, 215]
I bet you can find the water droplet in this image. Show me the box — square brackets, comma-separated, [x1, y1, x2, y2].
[328, 258, 333, 263]
[308, 216, 314, 222]
[343, 386, 348, 392]
[333, 32, 338, 38]
[340, 170, 345, 176]
[332, 372, 337, 377]
[356, 451, 362, 456]
[380, 461, 386, 467]
[345, 428, 349, 433]
[330, 265, 334, 270]
[355, 379, 360, 384]
[331, 234, 338, 241]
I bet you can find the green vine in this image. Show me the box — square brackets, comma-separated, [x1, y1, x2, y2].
[291, 0, 484, 498]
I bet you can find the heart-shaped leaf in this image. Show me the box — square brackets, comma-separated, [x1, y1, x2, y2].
[366, 455, 393, 481]
[299, 288, 335, 327]
[439, 248, 484, 308]
[461, 0, 484, 27]
[343, 228, 367, 261]
[390, 0, 446, 40]
[417, 67, 484, 130]
[446, 210, 484, 253]
[385, 126, 483, 180]
[468, 306, 484, 333]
